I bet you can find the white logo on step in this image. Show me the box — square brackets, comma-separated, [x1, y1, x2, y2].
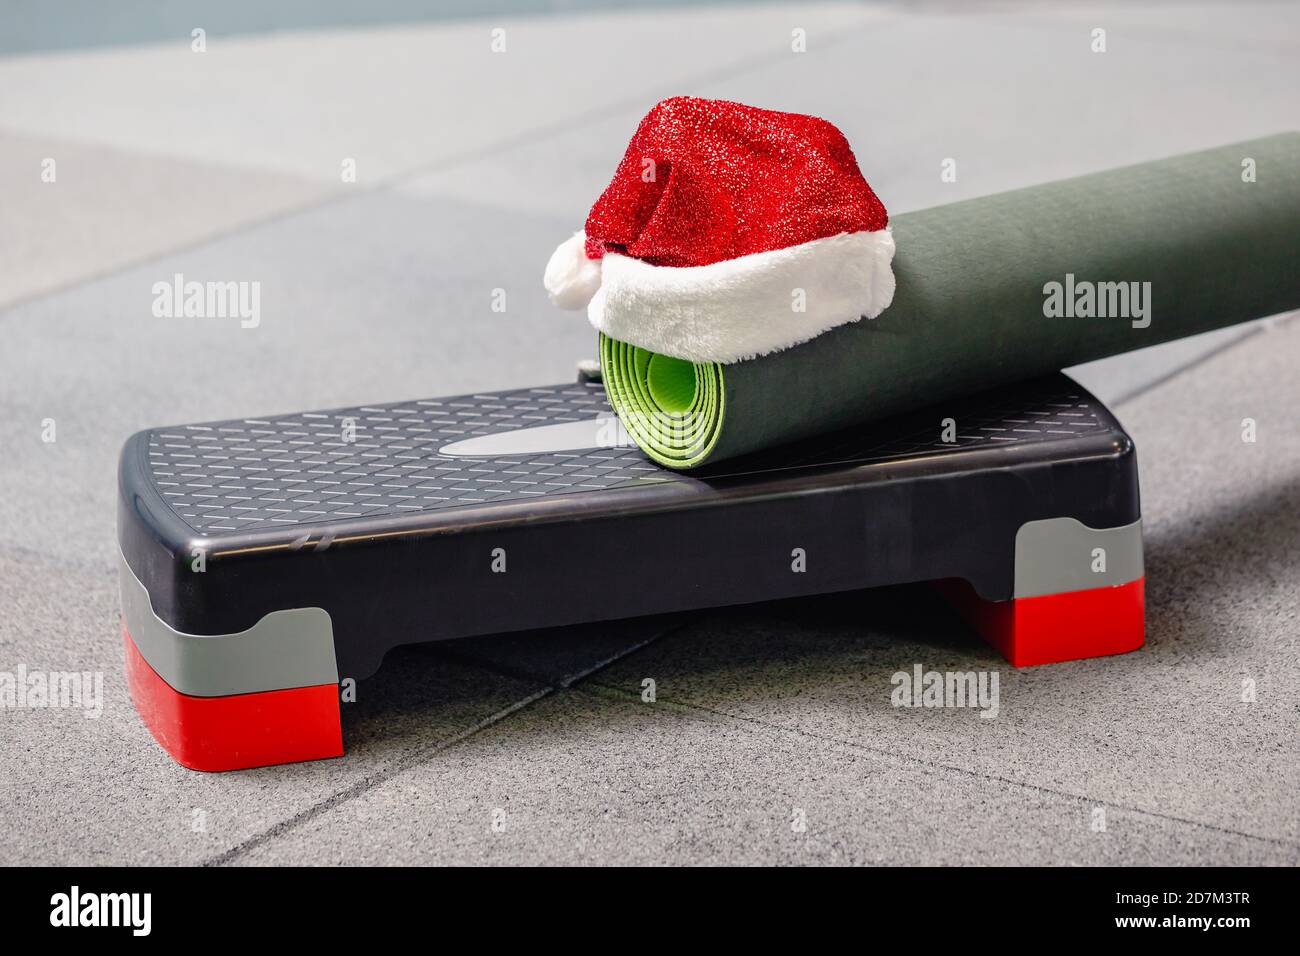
[440, 415, 633, 457]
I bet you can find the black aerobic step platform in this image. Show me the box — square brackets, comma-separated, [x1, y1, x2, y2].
[117, 372, 1145, 771]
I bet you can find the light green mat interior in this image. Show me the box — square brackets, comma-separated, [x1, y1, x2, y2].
[600, 332, 725, 468]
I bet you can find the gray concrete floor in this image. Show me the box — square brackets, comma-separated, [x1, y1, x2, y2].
[0, 1, 1297, 865]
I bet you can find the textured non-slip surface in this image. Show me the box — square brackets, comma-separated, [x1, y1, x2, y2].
[1, 1, 1297, 866]
[146, 383, 648, 533]
[143, 376, 1107, 535]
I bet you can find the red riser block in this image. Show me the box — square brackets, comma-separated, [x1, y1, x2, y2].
[937, 577, 1145, 667]
[123, 625, 343, 772]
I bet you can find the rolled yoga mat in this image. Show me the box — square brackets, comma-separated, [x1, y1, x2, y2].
[600, 133, 1300, 468]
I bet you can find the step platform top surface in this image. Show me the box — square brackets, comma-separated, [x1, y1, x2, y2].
[131, 375, 1121, 539]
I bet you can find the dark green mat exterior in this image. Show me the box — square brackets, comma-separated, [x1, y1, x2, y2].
[601, 133, 1300, 468]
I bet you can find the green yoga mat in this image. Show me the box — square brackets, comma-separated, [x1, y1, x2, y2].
[601, 133, 1300, 468]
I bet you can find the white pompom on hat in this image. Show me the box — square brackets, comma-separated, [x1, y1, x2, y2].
[543, 232, 603, 310]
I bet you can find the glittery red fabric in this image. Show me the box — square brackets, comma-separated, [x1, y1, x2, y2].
[583, 96, 887, 267]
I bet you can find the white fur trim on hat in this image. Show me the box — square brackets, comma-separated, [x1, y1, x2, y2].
[544, 231, 603, 309]
[586, 228, 896, 364]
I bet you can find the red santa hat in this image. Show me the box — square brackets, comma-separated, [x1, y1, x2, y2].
[543, 96, 895, 364]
